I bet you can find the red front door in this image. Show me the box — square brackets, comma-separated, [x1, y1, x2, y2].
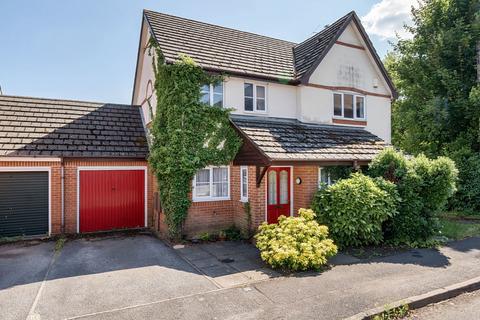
[267, 167, 291, 224]
[79, 170, 145, 233]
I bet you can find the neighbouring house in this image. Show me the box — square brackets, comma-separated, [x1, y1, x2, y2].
[132, 10, 396, 237]
[0, 96, 152, 237]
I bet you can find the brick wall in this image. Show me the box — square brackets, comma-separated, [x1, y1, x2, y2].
[1, 158, 152, 235]
[293, 166, 319, 215]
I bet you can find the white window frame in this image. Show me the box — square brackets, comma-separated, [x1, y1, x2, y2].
[192, 166, 230, 202]
[201, 82, 224, 107]
[240, 166, 248, 202]
[318, 167, 332, 189]
[333, 92, 366, 120]
[244, 82, 267, 113]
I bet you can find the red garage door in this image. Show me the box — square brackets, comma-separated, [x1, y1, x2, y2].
[79, 169, 145, 233]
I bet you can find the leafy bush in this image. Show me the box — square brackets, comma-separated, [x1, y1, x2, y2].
[448, 148, 480, 213]
[369, 148, 458, 244]
[224, 225, 242, 241]
[255, 208, 337, 271]
[311, 173, 399, 248]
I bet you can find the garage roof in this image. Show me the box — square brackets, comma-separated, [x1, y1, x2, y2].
[0, 95, 149, 158]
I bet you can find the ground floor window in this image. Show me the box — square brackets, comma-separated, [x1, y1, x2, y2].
[318, 167, 332, 189]
[240, 166, 248, 202]
[193, 166, 230, 201]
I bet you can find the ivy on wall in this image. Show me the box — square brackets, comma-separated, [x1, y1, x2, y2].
[148, 39, 242, 239]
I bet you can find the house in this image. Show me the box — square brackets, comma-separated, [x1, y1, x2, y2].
[0, 96, 152, 237]
[132, 10, 396, 237]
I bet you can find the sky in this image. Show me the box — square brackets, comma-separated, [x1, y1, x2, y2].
[0, 0, 416, 104]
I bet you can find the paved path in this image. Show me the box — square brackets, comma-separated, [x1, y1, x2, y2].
[409, 290, 480, 319]
[1, 235, 479, 320]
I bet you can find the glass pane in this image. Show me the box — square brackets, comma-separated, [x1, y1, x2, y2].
[195, 169, 210, 197]
[213, 83, 223, 94]
[245, 97, 254, 111]
[356, 96, 365, 118]
[213, 93, 223, 107]
[241, 168, 248, 198]
[268, 171, 277, 205]
[279, 170, 289, 204]
[256, 86, 265, 99]
[344, 94, 354, 118]
[200, 85, 210, 104]
[212, 167, 228, 197]
[256, 98, 265, 111]
[244, 83, 253, 97]
[334, 93, 342, 116]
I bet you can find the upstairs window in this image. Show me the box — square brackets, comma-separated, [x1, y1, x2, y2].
[201, 83, 223, 107]
[244, 83, 266, 112]
[333, 93, 365, 120]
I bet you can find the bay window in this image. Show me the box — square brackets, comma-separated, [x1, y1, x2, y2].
[193, 166, 230, 201]
[333, 93, 365, 120]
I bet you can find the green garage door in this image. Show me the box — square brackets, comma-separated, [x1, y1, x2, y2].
[0, 171, 49, 237]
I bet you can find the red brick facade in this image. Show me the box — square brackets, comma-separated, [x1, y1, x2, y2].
[153, 164, 320, 238]
[1, 159, 320, 238]
[0, 158, 153, 235]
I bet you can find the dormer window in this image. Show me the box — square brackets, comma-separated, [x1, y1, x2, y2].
[244, 83, 266, 112]
[333, 93, 365, 120]
[201, 83, 223, 107]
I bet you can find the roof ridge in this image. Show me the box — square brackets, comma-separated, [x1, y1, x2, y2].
[294, 11, 355, 48]
[143, 9, 297, 46]
[0, 94, 140, 108]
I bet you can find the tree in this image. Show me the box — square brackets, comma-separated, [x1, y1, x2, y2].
[385, 0, 480, 211]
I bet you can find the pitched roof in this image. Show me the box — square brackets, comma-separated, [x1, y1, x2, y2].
[231, 115, 386, 162]
[143, 10, 296, 81]
[0, 95, 148, 158]
[143, 10, 396, 97]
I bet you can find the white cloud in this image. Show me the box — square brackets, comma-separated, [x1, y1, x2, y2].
[362, 0, 419, 40]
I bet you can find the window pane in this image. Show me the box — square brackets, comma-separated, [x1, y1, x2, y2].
[268, 171, 277, 205]
[212, 167, 228, 197]
[213, 93, 223, 107]
[245, 97, 254, 111]
[200, 85, 210, 104]
[213, 83, 223, 94]
[195, 169, 210, 197]
[356, 96, 365, 119]
[241, 167, 248, 199]
[244, 83, 253, 97]
[344, 94, 354, 118]
[256, 98, 266, 111]
[256, 86, 265, 99]
[279, 170, 289, 204]
[334, 93, 342, 116]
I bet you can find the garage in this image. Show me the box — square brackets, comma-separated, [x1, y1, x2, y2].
[0, 170, 49, 237]
[78, 168, 147, 233]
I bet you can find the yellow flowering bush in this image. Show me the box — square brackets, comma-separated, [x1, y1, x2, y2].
[254, 208, 338, 271]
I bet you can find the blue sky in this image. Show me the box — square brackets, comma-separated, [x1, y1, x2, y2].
[0, 0, 413, 104]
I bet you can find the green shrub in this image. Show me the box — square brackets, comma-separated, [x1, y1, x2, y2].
[369, 148, 458, 244]
[255, 208, 337, 271]
[224, 225, 242, 241]
[448, 149, 480, 213]
[311, 173, 399, 248]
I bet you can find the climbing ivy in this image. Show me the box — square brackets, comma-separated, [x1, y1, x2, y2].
[148, 39, 242, 239]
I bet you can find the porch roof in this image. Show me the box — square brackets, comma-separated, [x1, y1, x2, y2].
[231, 115, 386, 165]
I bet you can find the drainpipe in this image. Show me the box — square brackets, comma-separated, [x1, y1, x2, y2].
[61, 158, 65, 233]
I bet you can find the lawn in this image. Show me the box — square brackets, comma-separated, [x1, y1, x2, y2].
[439, 211, 480, 240]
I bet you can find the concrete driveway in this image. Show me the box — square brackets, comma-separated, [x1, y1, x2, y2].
[0, 235, 219, 320]
[2, 235, 480, 320]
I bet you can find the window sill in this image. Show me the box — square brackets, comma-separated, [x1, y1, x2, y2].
[192, 197, 231, 203]
[243, 110, 268, 115]
[240, 198, 249, 203]
[332, 118, 367, 126]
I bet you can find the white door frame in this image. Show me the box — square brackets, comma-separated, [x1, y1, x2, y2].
[264, 165, 294, 222]
[76, 166, 148, 233]
[0, 167, 52, 235]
